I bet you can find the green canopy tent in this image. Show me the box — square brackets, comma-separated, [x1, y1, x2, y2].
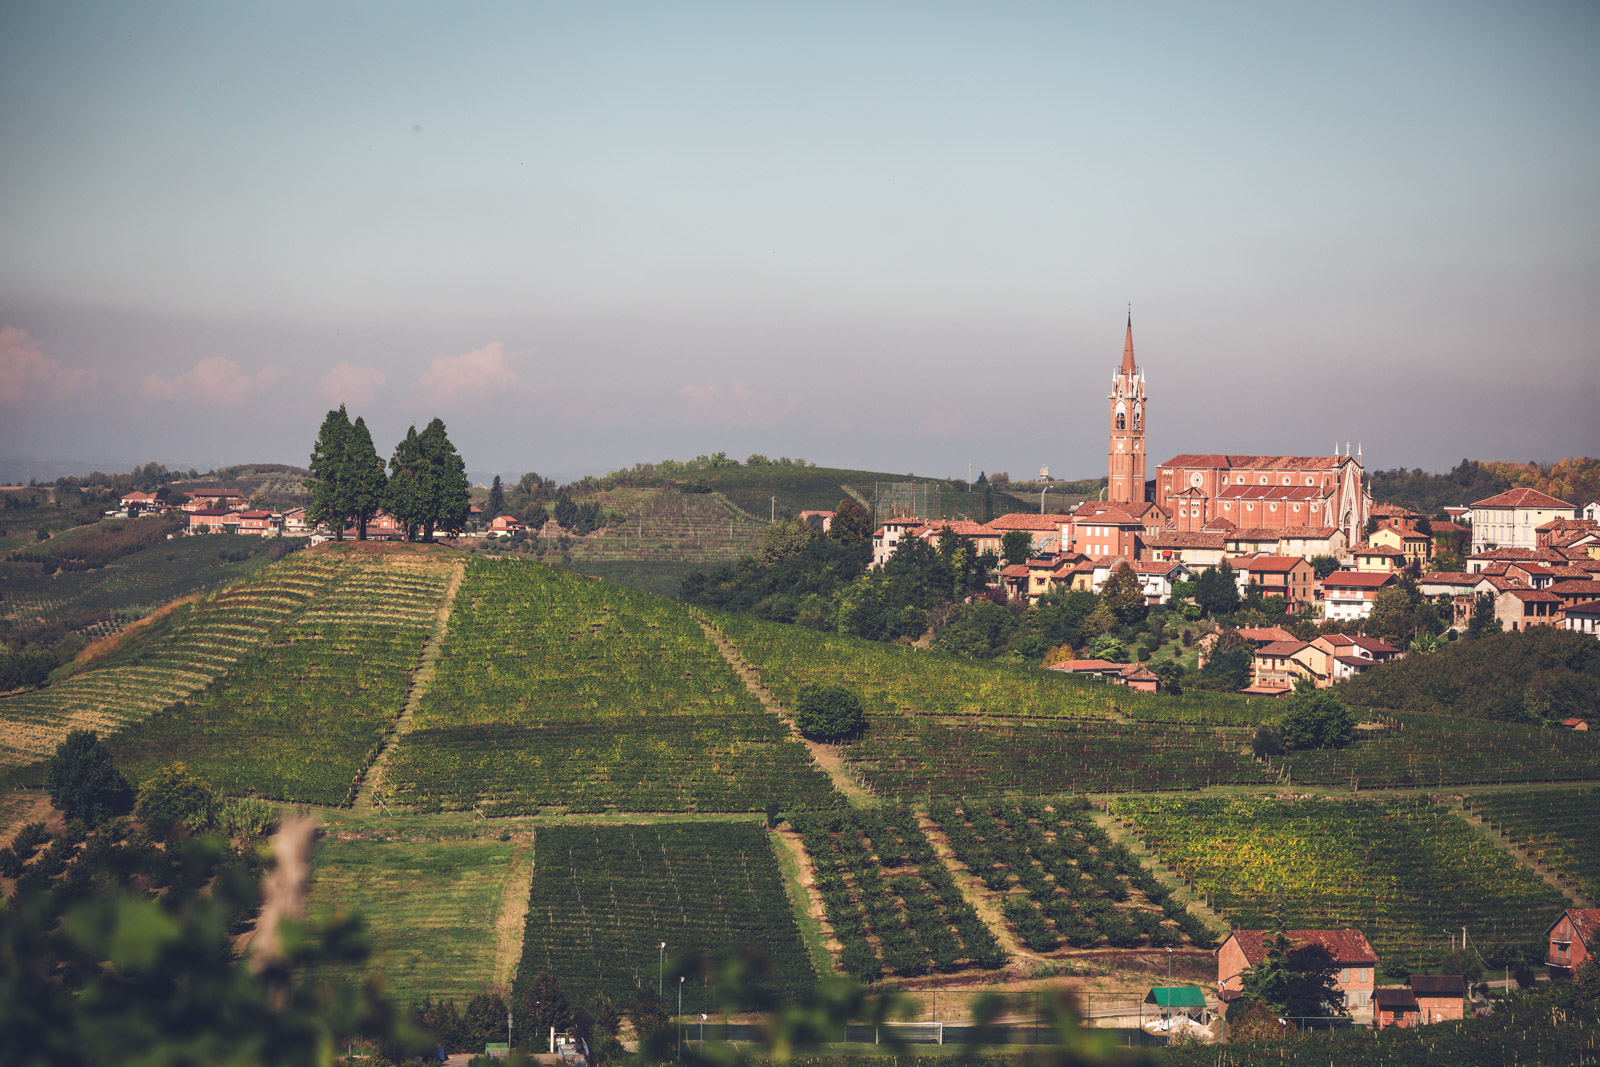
[1145, 986, 1210, 1019]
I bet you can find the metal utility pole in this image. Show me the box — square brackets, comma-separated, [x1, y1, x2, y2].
[770, 496, 775, 523]
[659, 942, 666, 1000]
[677, 976, 684, 1056]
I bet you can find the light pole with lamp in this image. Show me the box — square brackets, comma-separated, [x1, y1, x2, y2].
[1165, 947, 1173, 1031]
[659, 942, 666, 1001]
[678, 976, 685, 1057]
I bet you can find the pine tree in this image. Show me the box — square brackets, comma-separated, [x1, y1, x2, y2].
[385, 426, 430, 542]
[487, 474, 504, 520]
[344, 416, 387, 541]
[418, 417, 469, 541]
[305, 406, 353, 540]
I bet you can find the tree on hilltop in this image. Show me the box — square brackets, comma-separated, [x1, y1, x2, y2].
[486, 475, 505, 519]
[385, 426, 431, 541]
[305, 406, 354, 540]
[417, 418, 470, 540]
[343, 416, 387, 541]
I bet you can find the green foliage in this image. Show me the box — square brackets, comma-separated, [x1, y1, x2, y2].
[1112, 796, 1566, 970]
[0, 645, 58, 691]
[47, 729, 133, 826]
[1340, 627, 1600, 723]
[792, 684, 866, 741]
[307, 405, 355, 534]
[214, 798, 279, 839]
[1310, 554, 1341, 580]
[928, 797, 1212, 951]
[828, 498, 873, 546]
[1000, 530, 1035, 566]
[516, 823, 816, 1007]
[1279, 684, 1355, 750]
[385, 425, 431, 541]
[1088, 634, 1127, 663]
[486, 475, 504, 520]
[1194, 562, 1240, 617]
[1193, 647, 1251, 692]
[792, 807, 1005, 978]
[1237, 930, 1346, 1017]
[1466, 591, 1503, 638]
[1100, 563, 1146, 625]
[343, 415, 388, 539]
[136, 762, 218, 833]
[417, 417, 471, 539]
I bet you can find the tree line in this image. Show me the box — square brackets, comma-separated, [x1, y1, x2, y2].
[305, 406, 470, 541]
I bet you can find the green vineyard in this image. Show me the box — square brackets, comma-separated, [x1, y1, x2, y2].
[112, 552, 458, 805]
[790, 807, 1006, 980]
[515, 823, 815, 1008]
[1109, 796, 1566, 969]
[386, 559, 840, 813]
[926, 797, 1215, 952]
[0, 551, 346, 771]
[1467, 788, 1600, 902]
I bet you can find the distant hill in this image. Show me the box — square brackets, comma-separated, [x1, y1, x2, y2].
[1369, 457, 1599, 516]
[172, 464, 310, 507]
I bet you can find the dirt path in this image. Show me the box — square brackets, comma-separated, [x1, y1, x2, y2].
[915, 809, 1027, 960]
[690, 613, 873, 807]
[354, 561, 466, 810]
[771, 827, 840, 977]
[1455, 800, 1594, 909]
[1091, 810, 1231, 938]
[491, 837, 536, 989]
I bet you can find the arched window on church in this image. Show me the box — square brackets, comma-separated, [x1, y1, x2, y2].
[1116, 412, 1126, 430]
[1133, 407, 1141, 430]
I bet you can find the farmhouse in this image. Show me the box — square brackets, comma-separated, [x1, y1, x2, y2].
[1547, 908, 1600, 976]
[1218, 929, 1378, 1012]
[184, 508, 234, 534]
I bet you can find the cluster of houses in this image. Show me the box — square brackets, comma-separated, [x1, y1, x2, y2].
[867, 321, 1600, 687]
[119, 488, 508, 542]
[1202, 908, 1600, 1030]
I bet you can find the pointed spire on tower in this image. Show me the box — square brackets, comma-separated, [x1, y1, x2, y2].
[1122, 306, 1136, 374]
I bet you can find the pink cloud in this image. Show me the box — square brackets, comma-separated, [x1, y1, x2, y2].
[137, 356, 281, 404]
[416, 342, 519, 402]
[0, 325, 99, 406]
[317, 362, 386, 407]
[676, 380, 794, 427]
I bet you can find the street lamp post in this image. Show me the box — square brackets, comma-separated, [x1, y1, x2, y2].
[678, 976, 685, 1058]
[659, 942, 666, 1001]
[1165, 947, 1173, 1030]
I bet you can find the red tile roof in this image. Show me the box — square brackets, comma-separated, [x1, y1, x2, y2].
[1256, 640, 1310, 656]
[1371, 503, 1418, 517]
[999, 564, 1030, 578]
[1419, 571, 1477, 586]
[1322, 572, 1394, 588]
[1202, 517, 1238, 532]
[1161, 454, 1349, 471]
[986, 513, 1074, 531]
[1236, 626, 1298, 643]
[1374, 987, 1420, 1011]
[1473, 487, 1576, 509]
[1548, 909, 1600, 948]
[1564, 600, 1600, 615]
[1236, 555, 1308, 572]
[1229, 929, 1379, 966]
[1349, 636, 1401, 654]
[1550, 580, 1600, 598]
[1217, 484, 1324, 501]
[1354, 544, 1407, 558]
[187, 508, 232, 518]
[1048, 659, 1124, 672]
[1409, 975, 1466, 998]
[1504, 589, 1563, 603]
[1149, 532, 1227, 549]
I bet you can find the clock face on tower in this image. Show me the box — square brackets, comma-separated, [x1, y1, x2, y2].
[1190, 472, 1204, 488]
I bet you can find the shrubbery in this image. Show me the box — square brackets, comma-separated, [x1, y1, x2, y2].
[792, 684, 865, 741]
[48, 730, 133, 826]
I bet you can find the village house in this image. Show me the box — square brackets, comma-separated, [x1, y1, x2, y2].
[485, 514, 524, 537]
[1066, 502, 1147, 561]
[1369, 502, 1422, 534]
[1368, 525, 1433, 567]
[235, 510, 282, 537]
[119, 490, 165, 514]
[281, 507, 312, 536]
[984, 513, 1074, 555]
[998, 563, 1030, 602]
[1407, 975, 1467, 1025]
[1564, 600, 1600, 639]
[183, 508, 234, 535]
[1416, 571, 1479, 599]
[1275, 526, 1347, 560]
[1320, 571, 1394, 622]
[1548, 579, 1600, 614]
[1245, 640, 1315, 693]
[1232, 555, 1316, 609]
[1492, 588, 1564, 631]
[1218, 929, 1378, 1014]
[1586, 501, 1600, 522]
[798, 509, 834, 533]
[871, 517, 924, 568]
[1470, 488, 1578, 554]
[1145, 531, 1227, 568]
[1547, 908, 1600, 976]
[1372, 986, 1420, 1030]
[1536, 517, 1599, 549]
[1047, 659, 1161, 692]
[1128, 560, 1192, 605]
[182, 489, 248, 512]
[1351, 543, 1408, 573]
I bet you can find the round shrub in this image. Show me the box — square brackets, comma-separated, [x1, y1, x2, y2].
[136, 763, 217, 834]
[792, 684, 866, 742]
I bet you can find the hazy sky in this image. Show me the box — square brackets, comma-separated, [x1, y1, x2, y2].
[2, 1, 1597, 482]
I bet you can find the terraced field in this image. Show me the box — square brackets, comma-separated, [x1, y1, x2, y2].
[1110, 796, 1566, 969]
[517, 823, 815, 1008]
[0, 551, 345, 771]
[112, 550, 460, 804]
[385, 559, 840, 814]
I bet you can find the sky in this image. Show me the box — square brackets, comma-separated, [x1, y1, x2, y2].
[1, 1, 1597, 483]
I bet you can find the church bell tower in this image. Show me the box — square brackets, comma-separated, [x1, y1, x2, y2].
[1107, 313, 1147, 505]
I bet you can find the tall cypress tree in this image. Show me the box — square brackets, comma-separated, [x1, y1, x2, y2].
[386, 426, 430, 542]
[344, 416, 388, 541]
[418, 417, 470, 541]
[306, 405, 354, 540]
[487, 475, 504, 520]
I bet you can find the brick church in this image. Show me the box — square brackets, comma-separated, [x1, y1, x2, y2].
[1096, 314, 1371, 549]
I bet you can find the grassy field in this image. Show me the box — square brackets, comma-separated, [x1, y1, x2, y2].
[387, 559, 840, 814]
[1467, 788, 1600, 901]
[515, 822, 815, 1008]
[305, 826, 525, 1005]
[1110, 796, 1566, 970]
[112, 550, 459, 804]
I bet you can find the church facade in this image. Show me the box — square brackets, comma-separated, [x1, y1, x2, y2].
[1102, 317, 1371, 550]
